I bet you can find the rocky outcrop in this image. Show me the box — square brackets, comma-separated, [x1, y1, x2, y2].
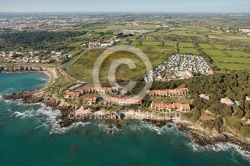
[3, 90, 44, 103]
[3, 90, 250, 152]
[0, 65, 43, 73]
[143, 119, 171, 128]
[176, 122, 250, 152]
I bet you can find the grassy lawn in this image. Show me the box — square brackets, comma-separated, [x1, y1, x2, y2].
[215, 63, 250, 70]
[179, 48, 199, 54]
[203, 49, 227, 56]
[225, 51, 250, 58]
[199, 44, 213, 49]
[179, 42, 194, 48]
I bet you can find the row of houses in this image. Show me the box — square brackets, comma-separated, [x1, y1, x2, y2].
[83, 96, 142, 106]
[151, 102, 190, 112]
[103, 97, 142, 106]
[147, 88, 189, 97]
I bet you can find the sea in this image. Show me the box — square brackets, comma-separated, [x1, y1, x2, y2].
[0, 72, 250, 166]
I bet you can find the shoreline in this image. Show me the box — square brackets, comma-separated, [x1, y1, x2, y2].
[0, 67, 57, 89]
[1, 70, 250, 154]
[42, 68, 57, 88]
[2, 89, 250, 153]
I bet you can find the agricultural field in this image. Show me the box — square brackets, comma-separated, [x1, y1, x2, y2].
[164, 41, 177, 47]
[131, 40, 140, 46]
[225, 51, 250, 58]
[91, 24, 157, 33]
[179, 48, 199, 54]
[179, 42, 194, 48]
[142, 41, 162, 46]
[149, 28, 211, 37]
[210, 57, 250, 63]
[213, 44, 228, 50]
[214, 63, 250, 70]
[203, 49, 227, 56]
[199, 44, 213, 49]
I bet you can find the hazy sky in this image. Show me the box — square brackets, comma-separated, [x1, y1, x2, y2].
[0, 0, 249, 12]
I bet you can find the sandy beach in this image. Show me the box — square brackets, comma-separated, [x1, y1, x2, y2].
[42, 68, 57, 88]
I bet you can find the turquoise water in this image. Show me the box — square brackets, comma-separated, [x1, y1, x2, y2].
[0, 72, 249, 166]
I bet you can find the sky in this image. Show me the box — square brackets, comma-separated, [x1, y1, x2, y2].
[0, 0, 249, 13]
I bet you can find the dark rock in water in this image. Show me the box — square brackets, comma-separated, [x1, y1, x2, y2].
[143, 119, 166, 128]
[167, 124, 173, 128]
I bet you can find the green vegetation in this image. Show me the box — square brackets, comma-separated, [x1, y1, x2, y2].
[179, 48, 199, 54]
[203, 49, 226, 56]
[0, 31, 86, 47]
[213, 44, 228, 50]
[153, 71, 250, 137]
[164, 41, 177, 47]
[142, 41, 162, 46]
[179, 42, 194, 48]
[225, 51, 250, 58]
[214, 63, 250, 70]
[199, 44, 213, 49]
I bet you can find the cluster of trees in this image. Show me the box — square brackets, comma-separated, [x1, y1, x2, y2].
[0, 31, 86, 47]
[152, 71, 250, 135]
[125, 69, 250, 136]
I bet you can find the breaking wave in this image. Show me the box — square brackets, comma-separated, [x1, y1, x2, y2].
[211, 143, 250, 162]
[50, 122, 90, 135]
[141, 122, 178, 135]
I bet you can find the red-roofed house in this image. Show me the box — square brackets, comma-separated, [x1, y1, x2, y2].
[151, 102, 190, 112]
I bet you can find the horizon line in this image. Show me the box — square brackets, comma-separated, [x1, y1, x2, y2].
[0, 11, 249, 14]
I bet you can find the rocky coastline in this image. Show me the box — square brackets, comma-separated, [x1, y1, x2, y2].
[0, 65, 44, 73]
[3, 90, 250, 153]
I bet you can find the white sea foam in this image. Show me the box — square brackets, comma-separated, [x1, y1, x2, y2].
[50, 122, 90, 135]
[140, 122, 178, 135]
[97, 123, 120, 135]
[211, 142, 250, 161]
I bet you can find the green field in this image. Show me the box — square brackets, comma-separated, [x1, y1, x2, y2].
[65, 45, 176, 84]
[214, 63, 250, 70]
[142, 41, 162, 46]
[213, 44, 228, 50]
[179, 42, 194, 48]
[210, 57, 250, 63]
[225, 51, 250, 58]
[150, 28, 210, 38]
[131, 40, 140, 46]
[164, 41, 177, 47]
[199, 44, 213, 49]
[203, 49, 227, 56]
[179, 48, 199, 54]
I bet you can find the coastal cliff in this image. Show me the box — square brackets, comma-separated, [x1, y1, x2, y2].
[3, 90, 250, 152]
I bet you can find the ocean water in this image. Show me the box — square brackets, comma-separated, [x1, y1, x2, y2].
[0, 72, 249, 166]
